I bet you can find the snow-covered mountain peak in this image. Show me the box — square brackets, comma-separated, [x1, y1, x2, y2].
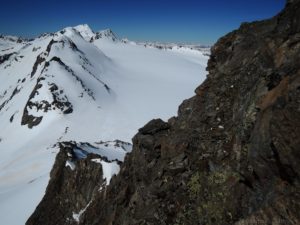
[58, 27, 84, 39]
[92, 28, 118, 42]
[73, 24, 95, 41]
[0, 34, 26, 43]
[0, 35, 16, 42]
[98, 28, 114, 35]
[74, 24, 92, 31]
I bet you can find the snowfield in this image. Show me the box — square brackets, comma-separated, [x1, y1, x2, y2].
[0, 24, 209, 225]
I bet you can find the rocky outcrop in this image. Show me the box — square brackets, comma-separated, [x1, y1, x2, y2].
[91, 29, 118, 42]
[26, 140, 132, 225]
[0, 52, 15, 65]
[27, 1, 300, 224]
[21, 76, 73, 128]
[26, 142, 106, 225]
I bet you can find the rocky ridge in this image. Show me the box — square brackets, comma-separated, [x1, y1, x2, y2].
[27, 1, 299, 224]
[26, 140, 132, 225]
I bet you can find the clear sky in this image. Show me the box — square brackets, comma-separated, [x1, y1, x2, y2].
[0, 0, 285, 45]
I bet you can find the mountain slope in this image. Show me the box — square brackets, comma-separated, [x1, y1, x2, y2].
[27, 0, 299, 224]
[0, 25, 209, 225]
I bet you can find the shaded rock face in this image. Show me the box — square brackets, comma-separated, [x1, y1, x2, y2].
[0, 52, 15, 65]
[26, 142, 105, 225]
[28, 1, 300, 225]
[21, 76, 73, 129]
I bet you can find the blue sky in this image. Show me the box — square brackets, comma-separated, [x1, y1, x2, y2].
[0, 0, 285, 45]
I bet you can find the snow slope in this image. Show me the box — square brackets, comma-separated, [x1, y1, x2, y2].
[0, 25, 209, 225]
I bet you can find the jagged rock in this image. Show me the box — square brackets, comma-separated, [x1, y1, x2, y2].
[21, 76, 73, 128]
[26, 142, 105, 225]
[31, 53, 46, 77]
[91, 29, 118, 42]
[27, 1, 300, 225]
[138, 119, 170, 135]
[0, 52, 15, 64]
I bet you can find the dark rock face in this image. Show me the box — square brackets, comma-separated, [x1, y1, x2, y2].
[27, 1, 300, 225]
[21, 75, 73, 128]
[0, 52, 15, 64]
[26, 142, 105, 225]
[31, 53, 46, 77]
